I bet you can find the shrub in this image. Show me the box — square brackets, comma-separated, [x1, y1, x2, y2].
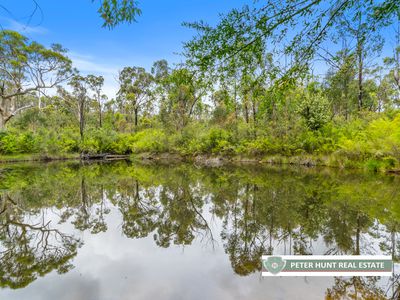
[110, 134, 132, 154]
[0, 132, 19, 154]
[201, 128, 232, 153]
[18, 132, 39, 153]
[81, 138, 100, 154]
[296, 93, 330, 130]
[365, 159, 382, 172]
[56, 132, 80, 153]
[129, 129, 169, 153]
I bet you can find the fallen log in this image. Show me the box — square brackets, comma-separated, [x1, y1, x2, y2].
[82, 154, 130, 161]
[82, 153, 107, 160]
[104, 155, 130, 161]
[387, 169, 400, 175]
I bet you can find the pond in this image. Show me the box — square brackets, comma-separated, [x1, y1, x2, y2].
[0, 161, 399, 299]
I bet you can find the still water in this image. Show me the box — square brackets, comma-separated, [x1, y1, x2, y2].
[0, 161, 399, 299]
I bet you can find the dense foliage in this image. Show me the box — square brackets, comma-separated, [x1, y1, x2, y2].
[1, 1, 400, 172]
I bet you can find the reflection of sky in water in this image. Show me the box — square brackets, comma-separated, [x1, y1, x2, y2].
[0, 204, 333, 300]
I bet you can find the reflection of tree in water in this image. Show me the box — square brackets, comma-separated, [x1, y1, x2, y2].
[2, 161, 400, 295]
[117, 180, 160, 239]
[323, 208, 371, 255]
[326, 277, 387, 300]
[114, 173, 215, 248]
[0, 193, 81, 289]
[218, 175, 327, 275]
[154, 182, 212, 248]
[222, 184, 268, 275]
[59, 176, 110, 234]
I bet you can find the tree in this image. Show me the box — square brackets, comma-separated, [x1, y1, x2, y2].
[296, 91, 330, 130]
[0, 30, 72, 129]
[151, 59, 170, 83]
[58, 75, 91, 143]
[70, 76, 89, 143]
[161, 68, 205, 130]
[184, 0, 397, 83]
[335, 1, 384, 111]
[118, 66, 153, 130]
[324, 48, 357, 118]
[86, 75, 106, 128]
[151, 59, 171, 117]
[383, 15, 400, 107]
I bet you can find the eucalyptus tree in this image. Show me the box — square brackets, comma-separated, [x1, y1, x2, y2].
[0, 30, 72, 129]
[86, 74, 106, 128]
[161, 68, 206, 130]
[382, 50, 400, 108]
[151, 59, 170, 83]
[57, 75, 92, 143]
[324, 49, 357, 118]
[335, 1, 384, 111]
[151, 60, 170, 106]
[383, 16, 400, 106]
[151, 60, 207, 129]
[118, 66, 153, 130]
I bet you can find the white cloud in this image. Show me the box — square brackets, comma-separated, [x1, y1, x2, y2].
[69, 52, 121, 99]
[3, 18, 48, 35]
[70, 52, 119, 75]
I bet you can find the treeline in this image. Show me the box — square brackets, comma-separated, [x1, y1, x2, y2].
[0, 1, 400, 171]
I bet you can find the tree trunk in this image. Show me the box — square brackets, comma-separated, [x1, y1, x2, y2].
[0, 112, 5, 130]
[252, 96, 257, 125]
[357, 49, 363, 111]
[244, 95, 249, 124]
[0, 104, 34, 130]
[134, 107, 138, 128]
[234, 79, 238, 120]
[356, 10, 364, 111]
[99, 101, 102, 128]
[79, 97, 85, 143]
[355, 215, 361, 255]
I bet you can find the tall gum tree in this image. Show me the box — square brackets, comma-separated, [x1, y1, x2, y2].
[117, 67, 153, 130]
[86, 75, 105, 128]
[0, 30, 72, 129]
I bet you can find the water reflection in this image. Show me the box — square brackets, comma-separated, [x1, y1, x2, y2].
[0, 161, 400, 298]
[0, 193, 81, 289]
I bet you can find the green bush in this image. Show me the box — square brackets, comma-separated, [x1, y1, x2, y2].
[0, 131, 41, 154]
[296, 93, 330, 130]
[0, 132, 19, 154]
[56, 132, 80, 153]
[365, 159, 382, 172]
[201, 128, 232, 153]
[129, 129, 169, 153]
[110, 134, 132, 154]
[81, 138, 100, 154]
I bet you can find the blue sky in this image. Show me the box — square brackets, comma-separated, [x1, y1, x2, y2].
[0, 0, 243, 96]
